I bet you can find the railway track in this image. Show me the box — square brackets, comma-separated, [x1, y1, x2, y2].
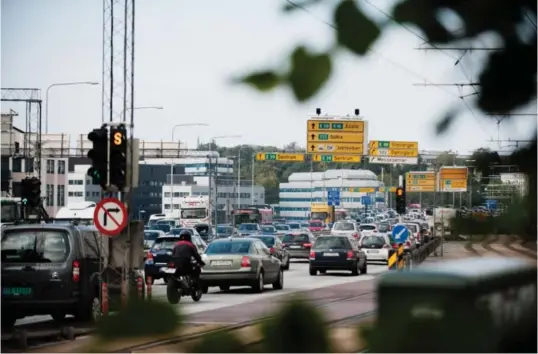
[111, 291, 376, 353]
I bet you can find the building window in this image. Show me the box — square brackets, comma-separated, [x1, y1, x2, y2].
[57, 185, 65, 207]
[164, 192, 170, 198]
[25, 158, 34, 173]
[57, 160, 66, 174]
[46, 184, 54, 206]
[12, 158, 22, 173]
[46, 159, 55, 174]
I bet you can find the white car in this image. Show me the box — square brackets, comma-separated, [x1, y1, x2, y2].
[360, 234, 392, 263]
[404, 222, 423, 246]
[358, 223, 378, 237]
[331, 221, 361, 240]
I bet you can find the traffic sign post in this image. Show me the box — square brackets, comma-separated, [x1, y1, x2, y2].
[255, 152, 305, 162]
[306, 118, 368, 156]
[392, 224, 410, 244]
[327, 187, 340, 206]
[406, 171, 436, 192]
[439, 167, 468, 192]
[312, 154, 361, 163]
[94, 197, 128, 236]
[368, 140, 419, 165]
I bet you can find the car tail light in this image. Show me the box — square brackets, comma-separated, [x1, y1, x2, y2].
[282, 243, 287, 247]
[269, 247, 275, 254]
[382, 244, 391, 249]
[303, 243, 312, 248]
[241, 256, 251, 267]
[146, 251, 153, 260]
[392, 243, 399, 249]
[346, 250, 354, 260]
[309, 251, 315, 259]
[167, 262, 175, 268]
[404, 241, 411, 248]
[72, 260, 80, 282]
[352, 232, 359, 238]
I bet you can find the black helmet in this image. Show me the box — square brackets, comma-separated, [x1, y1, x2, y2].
[179, 230, 192, 242]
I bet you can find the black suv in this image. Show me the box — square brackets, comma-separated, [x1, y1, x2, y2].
[1, 224, 106, 328]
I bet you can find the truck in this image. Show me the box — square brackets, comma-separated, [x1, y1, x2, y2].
[232, 207, 261, 227]
[1, 197, 20, 227]
[248, 204, 273, 224]
[310, 203, 335, 225]
[178, 196, 211, 227]
[429, 207, 457, 236]
[335, 208, 349, 221]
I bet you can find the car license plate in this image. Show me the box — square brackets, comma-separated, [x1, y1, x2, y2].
[211, 260, 233, 266]
[2, 287, 32, 296]
[160, 267, 176, 274]
[323, 253, 339, 257]
[368, 250, 379, 253]
[290, 245, 301, 249]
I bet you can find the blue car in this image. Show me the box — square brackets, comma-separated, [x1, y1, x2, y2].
[260, 225, 277, 235]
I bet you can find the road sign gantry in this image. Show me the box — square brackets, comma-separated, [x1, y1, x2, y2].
[406, 171, 436, 192]
[439, 166, 468, 192]
[306, 117, 368, 156]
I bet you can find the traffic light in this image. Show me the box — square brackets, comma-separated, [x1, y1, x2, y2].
[396, 187, 406, 215]
[109, 124, 127, 190]
[21, 177, 41, 207]
[87, 126, 108, 189]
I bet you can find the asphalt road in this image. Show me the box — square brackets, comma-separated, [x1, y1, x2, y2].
[14, 260, 388, 327]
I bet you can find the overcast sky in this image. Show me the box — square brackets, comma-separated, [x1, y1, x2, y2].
[2, 0, 536, 154]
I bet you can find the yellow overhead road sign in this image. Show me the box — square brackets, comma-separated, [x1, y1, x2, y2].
[439, 166, 468, 192]
[369, 147, 418, 157]
[306, 118, 368, 155]
[308, 143, 364, 155]
[369, 141, 418, 149]
[307, 132, 364, 144]
[256, 152, 305, 161]
[312, 154, 361, 163]
[307, 120, 365, 132]
[406, 171, 436, 192]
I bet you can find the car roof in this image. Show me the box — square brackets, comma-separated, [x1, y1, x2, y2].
[212, 237, 255, 243]
[145, 229, 165, 233]
[250, 234, 277, 238]
[360, 223, 377, 227]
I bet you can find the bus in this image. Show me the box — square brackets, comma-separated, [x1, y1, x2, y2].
[179, 196, 210, 227]
[248, 204, 273, 224]
[232, 207, 261, 227]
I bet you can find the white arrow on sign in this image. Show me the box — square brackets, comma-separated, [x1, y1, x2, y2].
[395, 228, 406, 240]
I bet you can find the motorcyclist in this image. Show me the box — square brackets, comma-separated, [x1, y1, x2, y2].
[172, 230, 205, 286]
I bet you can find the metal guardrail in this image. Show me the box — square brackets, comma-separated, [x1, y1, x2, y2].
[387, 237, 442, 271]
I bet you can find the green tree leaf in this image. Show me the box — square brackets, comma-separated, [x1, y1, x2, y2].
[239, 71, 282, 92]
[287, 46, 332, 101]
[334, 0, 380, 55]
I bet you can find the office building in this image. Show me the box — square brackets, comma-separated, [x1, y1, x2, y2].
[279, 169, 385, 220]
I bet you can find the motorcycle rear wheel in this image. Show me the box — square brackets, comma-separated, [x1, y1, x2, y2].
[166, 278, 181, 304]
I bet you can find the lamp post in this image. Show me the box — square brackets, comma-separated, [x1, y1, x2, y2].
[209, 135, 242, 226]
[236, 145, 248, 208]
[170, 123, 209, 214]
[45, 81, 99, 133]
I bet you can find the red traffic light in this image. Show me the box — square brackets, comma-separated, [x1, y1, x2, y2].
[396, 187, 404, 197]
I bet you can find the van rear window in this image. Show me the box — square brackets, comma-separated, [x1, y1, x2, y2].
[1, 230, 70, 263]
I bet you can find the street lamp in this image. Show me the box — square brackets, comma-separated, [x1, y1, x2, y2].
[170, 123, 209, 214]
[236, 145, 249, 208]
[209, 135, 242, 226]
[45, 81, 99, 133]
[122, 106, 164, 121]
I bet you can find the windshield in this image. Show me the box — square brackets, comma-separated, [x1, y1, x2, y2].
[234, 213, 259, 225]
[151, 237, 178, 250]
[151, 224, 171, 233]
[359, 225, 376, 231]
[311, 212, 328, 221]
[309, 221, 323, 227]
[378, 224, 390, 232]
[144, 231, 161, 241]
[169, 228, 193, 236]
[314, 237, 350, 250]
[205, 241, 251, 254]
[239, 224, 258, 231]
[181, 208, 206, 219]
[405, 224, 419, 233]
[2, 230, 70, 263]
[251, 236, 276, 247]
[216, 226, 233, 234]
[275, 224, 290, 231]
[261, 226, 275, 233]
[334, 222, 355, 231]
[157, 219, 175, 226]
[282, 234, 309, 242]
[361, 236, 386, 246]
[1, 202, 19, 223]
[288, 223, 301, 229]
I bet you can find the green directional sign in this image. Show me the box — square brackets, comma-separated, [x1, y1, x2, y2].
[319, 123, 330, 129]
[318, 134, 329, 140]
[331, 123, 344, 129]
[264, 153, 277, 160]
[378, 141, 390, 148]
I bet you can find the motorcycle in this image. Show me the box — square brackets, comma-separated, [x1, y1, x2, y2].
[164, 259, 204, 304]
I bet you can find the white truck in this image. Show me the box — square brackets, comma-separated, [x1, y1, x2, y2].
[179, 196, 211, 227]
[429, 207, 457, 236]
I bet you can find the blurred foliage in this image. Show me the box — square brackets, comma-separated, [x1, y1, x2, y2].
[232, 0, 537, 239]
[191, 330, 248, 353]
[260, 295, 331, 353]
[95, 299, 181, 340]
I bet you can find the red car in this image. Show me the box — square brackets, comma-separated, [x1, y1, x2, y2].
[308, 220, 325, 232]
